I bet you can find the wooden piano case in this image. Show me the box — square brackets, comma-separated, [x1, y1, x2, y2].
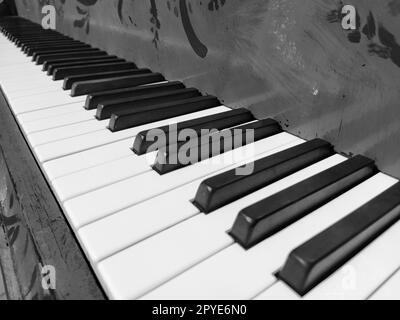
[0, 88, 105, 299]
[1, 0, 400, 300]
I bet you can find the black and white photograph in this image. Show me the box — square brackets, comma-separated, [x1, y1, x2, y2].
[0, 0, 400, 304]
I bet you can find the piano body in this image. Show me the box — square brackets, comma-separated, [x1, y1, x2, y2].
[0, 0, 400, 300]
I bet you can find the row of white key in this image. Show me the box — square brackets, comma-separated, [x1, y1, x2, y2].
[257, 215, 400, 300]
[141, 173, 398, 300]
[1, 35, 303, 299]
[370, 268, 400, 300]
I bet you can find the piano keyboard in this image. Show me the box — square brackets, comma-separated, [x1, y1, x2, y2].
[1, 17, 400, 300]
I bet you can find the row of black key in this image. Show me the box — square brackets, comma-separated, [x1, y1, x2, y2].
[188, 136, 400, 296]
[0, 17, 260, 174]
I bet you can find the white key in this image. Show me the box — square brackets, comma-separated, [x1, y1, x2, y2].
[0, 45, 26, 52]
[1, 76, 54, 89]
[64, 133, 300, 230]
[78, 139, 303, 263]
[42, 107, 230, 179]
[0, 67, 50, 79]
[302, 220, 400, 300]
[35, 127, 138, 162]
[0, 47, 26, 53]
[0, 59, 44, 69]
[0, 73, 49, 84]
[0, 64, 51, 74]
[51, 118, 259, 201]
[2, 81, 61, 98]
[27, 105, 231, 146]
[0, 55, 41, 63]
[23, 110, 97, 134]
[52, 154, 154, 201]
[0, 65, 43, 77]
[258, 214, 400, 300]
[28, 120, 106, 147]
[142, 173, 397, 300]
[0, 60, 44, 69]
[369, 268, 400, 300]
[17, 102, 84, 124]
[0, 78, 56, 94]
[254, 282, 299, 300]
[0, 57, 32, 66]
[0, 64, 49, 74]
[7, 84, 61, 100]
[35, 106, 230, 162]
[97, 154, 342, 300]
[0, 47, 29, 54]
[80, 182, 206, 264]
[1, 70, 56, 84]
[0, 61, 32, 68]
[43, 138, 134, 180]
[11, 91, 85, 115]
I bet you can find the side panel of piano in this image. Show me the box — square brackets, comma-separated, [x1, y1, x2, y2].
[0, 1, 105, 299]
[0, 73, 105, 299]
[13, 0, 400, 178]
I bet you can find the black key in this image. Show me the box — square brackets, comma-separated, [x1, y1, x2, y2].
[53, 62, 137, 80]
[17, 36, 69, 46]
[153, 119, 282, 175]
[12, 32, 59, 39]
[133, 108, 255, 155]
[230, 155, 376, 249]
[97, 88, 200, 120]
[32, 47, 97, 61]
[12, 30, 63, 37]
[43, 55, 117, 72]
[64, 69, 151, 90]
[23, 39, 81, 51]
[36, 50, 106, 64]
[71, 72, 165, 97]
[15, 34, 66, 43]
[85, 81, 185, 110]
[110, 95, 223, 133]
[17, 33, 73, 40]
[30, 45, 92, 58]
[11, 29, 55, 35]
[10, 31, 46, 36]
[11, 30, 61, 38]
[279, 182, 400, 296]
[23, 39, 78, 50]
[47, 57, 123, 75]
[25, 42, 84, 55]
[26, 42, 86, 55]
[18, 38, 68, 47]
[22, 38, 81, 47]
[193, 139, 334, 214]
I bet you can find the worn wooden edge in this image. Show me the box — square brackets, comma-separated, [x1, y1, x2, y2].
[0, 86, 106, 300]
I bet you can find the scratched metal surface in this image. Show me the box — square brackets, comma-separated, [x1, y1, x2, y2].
[12, 0, 400, 179]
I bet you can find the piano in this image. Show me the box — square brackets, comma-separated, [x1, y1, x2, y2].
[1, 0, 400, 300]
